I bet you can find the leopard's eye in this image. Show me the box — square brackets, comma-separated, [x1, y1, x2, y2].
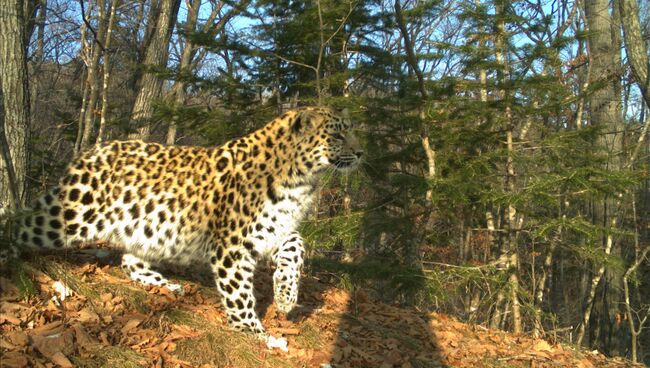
[332, 133, 344, 141]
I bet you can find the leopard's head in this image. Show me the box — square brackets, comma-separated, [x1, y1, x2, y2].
[289, 107, 363, 175]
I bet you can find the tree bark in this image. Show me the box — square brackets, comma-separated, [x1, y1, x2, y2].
[74, 0, 95, 154]
[584, 0, 624, 165]
[576, 0, 625, 348]
[97, 0, 119, 144]
[79, 0, 108, 151]
[29, 0, 46, 126]
[494, 0, 522, 334]
[0, 0, 30, 209]
[166, 0, 203, 145]
[617, 0, 650, 107]
[128, 0, 181, 140]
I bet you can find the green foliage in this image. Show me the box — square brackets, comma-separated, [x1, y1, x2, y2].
[308, 257, 430, 304]
[301, 211, 363, 253]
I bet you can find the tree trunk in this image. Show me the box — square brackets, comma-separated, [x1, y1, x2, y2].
[165, 0, 201, 145]
[29, 0, 46, 127]
[576, 0, 625, 348]
[164, 0, 244, 144]
[0, 0, 30, 209]
[74, 1, 94, 154]
[79, 0, 108, 151]
[128, 0, 181, 140]
[97, 0, 119, 144]
[494, 0, 522, 334]
[617, 0, 650, 107]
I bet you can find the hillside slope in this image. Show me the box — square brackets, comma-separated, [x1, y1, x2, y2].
[0, 251, 644, 368]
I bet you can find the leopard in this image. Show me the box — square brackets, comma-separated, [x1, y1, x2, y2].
[8, 106, 362, 347]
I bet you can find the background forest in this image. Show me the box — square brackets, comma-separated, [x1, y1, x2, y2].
[0, 0, 649, 364]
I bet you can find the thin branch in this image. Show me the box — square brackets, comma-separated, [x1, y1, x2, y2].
[270, 51, 317, 72]
[323, 1, 357, 47]
[78, 0, 106, 52]
[394, 0, 428, 100]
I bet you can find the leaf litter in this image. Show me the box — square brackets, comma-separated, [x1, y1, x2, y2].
[0, 253, 644, 368]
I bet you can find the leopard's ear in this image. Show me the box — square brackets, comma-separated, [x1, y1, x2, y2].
[291, 110, 316, 134]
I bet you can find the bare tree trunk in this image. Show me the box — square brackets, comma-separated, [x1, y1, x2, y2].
[166, 0, 201, 145]
[602, 4, 624, 355]
[622, 198, 650, 364]
[533, 204, 563, 337]
[29, 0, 46, 127]
[393, 0, 436, 278]
[22, 0, 39, 45]
[505, 120, 522, 335]
[74, 0, 94, 154]
[0, 0, 30, 209]
[97, 0, 119, 144]
[576, 0, 625, 348]
[617, 0, 649, 107]
[166, 83, 185, 145]
[128, 0, 181, 140]
[487, 210, 506, 329]
[394, 0, 436, 216]
[79, 0, 108, 150]
[494, 0, 521, 334]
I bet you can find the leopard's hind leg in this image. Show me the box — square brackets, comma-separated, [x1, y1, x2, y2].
[121, 253, 183, 293]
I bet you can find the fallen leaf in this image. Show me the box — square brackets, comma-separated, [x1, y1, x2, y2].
[0, 302, 27, 313]
[31, 329, 75, 364]
[99, 331, 110, 345]
[49, 352, 74, 368]
[0, 338, 16, 350]
[77, 308, 100, 324]
[121, 317, 143, 334]
[29, 321, 64, 335]
[533, 340, 552, 352]
[167, 324, 201, 340]
[385, 349, 403, 364]
[0, 277, 20, 300]
[576, 358, 595, 368]
[7, 331, 29, 347]
[0, 351, 29, 367]
[0, 312, 21, 325]
[72, 323, 99, 350]
[270, 327, 300, 335]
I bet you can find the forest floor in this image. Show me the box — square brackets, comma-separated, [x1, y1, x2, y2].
[0, 250, 645, 368]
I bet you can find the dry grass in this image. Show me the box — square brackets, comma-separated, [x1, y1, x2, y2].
[71, 346, 146, 368]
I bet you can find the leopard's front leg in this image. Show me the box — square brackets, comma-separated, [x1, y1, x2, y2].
[212, 246, 288, 350]
[272, 232, 305, 314]
[212, 247, 265, 334]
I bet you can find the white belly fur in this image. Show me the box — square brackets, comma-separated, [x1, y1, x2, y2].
[248, 185, 314, 257]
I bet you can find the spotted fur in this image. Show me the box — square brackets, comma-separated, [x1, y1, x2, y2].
[12, 107, 362, 343]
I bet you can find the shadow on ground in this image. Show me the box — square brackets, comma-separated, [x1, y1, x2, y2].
[303, 257, 449, 368]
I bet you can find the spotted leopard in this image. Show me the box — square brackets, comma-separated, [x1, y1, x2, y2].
[8, 107, 362, 346]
